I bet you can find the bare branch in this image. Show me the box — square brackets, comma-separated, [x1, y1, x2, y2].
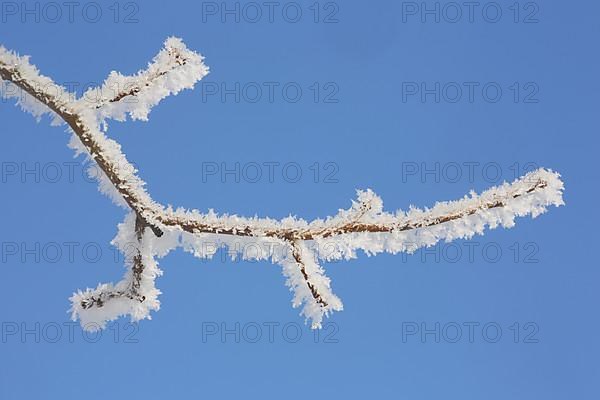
[0, 39, 564, 330]
[77, 37, 209, 122]
[79, 214, 148, 310]
[291, 240, 329, 308]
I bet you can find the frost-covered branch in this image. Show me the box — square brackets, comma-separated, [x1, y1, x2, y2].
[0, 38, 565, 331]
[77, 38, 209, 123]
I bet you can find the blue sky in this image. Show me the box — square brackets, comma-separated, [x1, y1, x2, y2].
[0, 0, 598, 398]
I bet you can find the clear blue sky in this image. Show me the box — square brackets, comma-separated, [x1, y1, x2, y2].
[1, 1, 598, 398]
